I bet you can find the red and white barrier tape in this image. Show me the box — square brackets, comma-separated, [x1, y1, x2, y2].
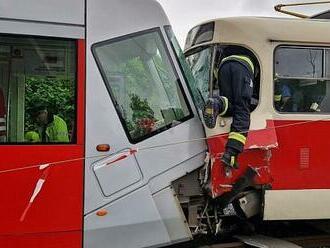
[106, 148, 138, 166]
[20, 166, 51, 222]
[0, 117, 328, 176]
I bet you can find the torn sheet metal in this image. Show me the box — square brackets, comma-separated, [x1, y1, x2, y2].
[245, 120, 278, 150]
[235, 235, 302, 248]
[248, 143, 278, 150]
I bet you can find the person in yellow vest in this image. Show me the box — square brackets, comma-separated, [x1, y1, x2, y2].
[31, 104, 69, 143]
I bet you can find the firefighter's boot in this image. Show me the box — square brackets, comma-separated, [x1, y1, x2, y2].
[203, 96, 228, 129]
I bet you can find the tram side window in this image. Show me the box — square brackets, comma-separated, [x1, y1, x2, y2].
[274, 46, 330, 113]
[0, 36, 77, 143]
[93, 29, 192, 143]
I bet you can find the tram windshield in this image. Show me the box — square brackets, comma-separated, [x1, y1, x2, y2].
[185, 47, 212, 104]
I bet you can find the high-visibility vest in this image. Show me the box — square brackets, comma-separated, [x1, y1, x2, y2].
[38, 115, 69, 142]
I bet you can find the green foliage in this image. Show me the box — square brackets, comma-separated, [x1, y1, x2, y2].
[112, 57, 157, 134]
[130, 94, 155, 122]
[25, 77, 75, 131]
[108, 51, 187, 139]
[128, 93, 156, 138]
[123, 57, 151, 88]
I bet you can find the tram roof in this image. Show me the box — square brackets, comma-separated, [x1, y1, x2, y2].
[184, 16, 330, 53]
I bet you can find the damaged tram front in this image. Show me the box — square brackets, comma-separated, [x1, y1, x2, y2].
[174, 16, 330, 235]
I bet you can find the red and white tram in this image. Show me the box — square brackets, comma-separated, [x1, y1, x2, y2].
[182, 12, 330, 234]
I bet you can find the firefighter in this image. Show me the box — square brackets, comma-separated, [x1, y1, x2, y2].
[31, 104, 69, 142]
[203, 53, 255, 169]
[274, 80, 293, 112]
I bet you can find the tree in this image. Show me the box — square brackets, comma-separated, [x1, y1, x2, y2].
[25, 77, 75, 132]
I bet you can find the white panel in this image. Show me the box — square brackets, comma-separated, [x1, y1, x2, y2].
[153, 187, 192, 243]
[87, 0, 170, 43]
[92, 150, 142, 197]
[264, 189, 330, 220]
[83, 1, 206, 247]
[84, 186, 170, 248]
[0, 0, 84, 25]
[85, 0, 206, 213]
[134, 118, 206, 183]
[0, 20, 84, 39]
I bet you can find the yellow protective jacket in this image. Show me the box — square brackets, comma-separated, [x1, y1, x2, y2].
[39, 115, 69, 142]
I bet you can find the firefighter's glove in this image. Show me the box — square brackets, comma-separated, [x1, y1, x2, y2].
[203, 96, 228, 129]
[221, 148, 239, 169]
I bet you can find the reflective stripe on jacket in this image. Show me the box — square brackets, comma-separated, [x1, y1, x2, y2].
[220, 55, 254, 75]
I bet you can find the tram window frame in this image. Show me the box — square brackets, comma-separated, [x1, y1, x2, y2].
[273, 45, 330, 114]
[92, 28, 194, 144]
[185, 22, 215, 50]
[184, 45, 213, 106]
[0, 34, 78, 145]
[165, 25, 211, 111]
[184, 44, 261, 113]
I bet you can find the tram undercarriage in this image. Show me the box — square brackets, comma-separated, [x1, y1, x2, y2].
[172, 159, 264, 237]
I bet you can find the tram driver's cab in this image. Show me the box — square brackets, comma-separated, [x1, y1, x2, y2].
[183, 17, 330, 225]
[183, 19, 274, 204]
